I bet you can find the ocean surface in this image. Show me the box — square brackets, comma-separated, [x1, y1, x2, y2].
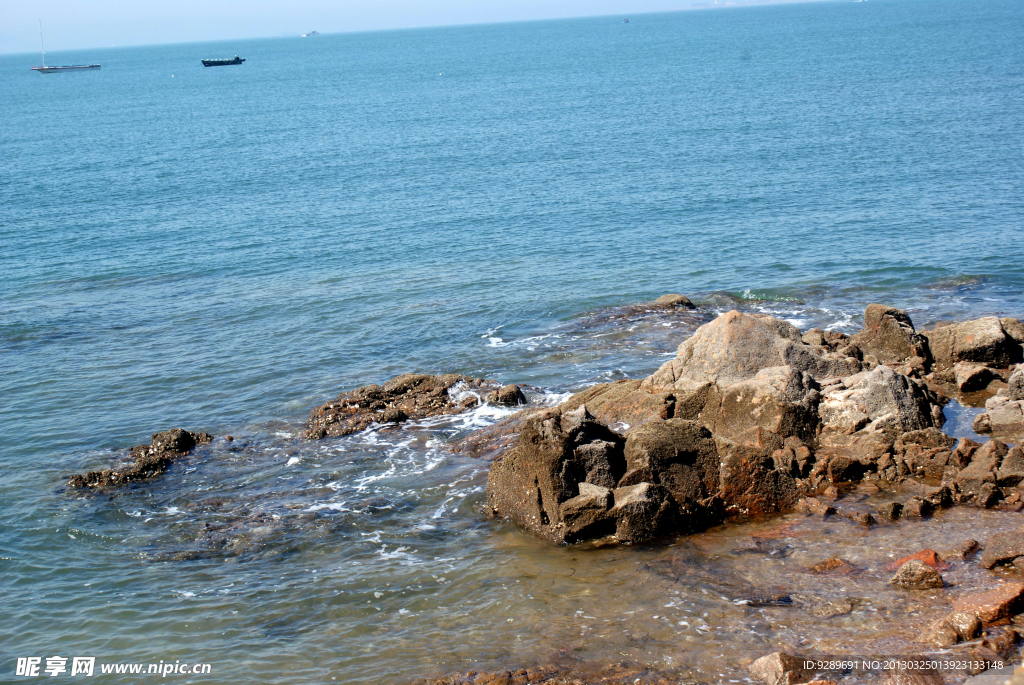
[2, 0, 1024, 682]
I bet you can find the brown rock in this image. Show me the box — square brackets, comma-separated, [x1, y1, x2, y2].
[711, 365, 820, 453]
[953, 582, 1024, 623]
[559, 379, 677, 431]
[747, 652, 813, 685]
[878, 501, 903, 519]
[644, 310, 860, 392]
[981, 528, 1024, 569]
[796, 497, 836, 517]
[955, 440, 1009, 497]
[488, 384, 527, 407]
[922, 610, 982, 646]
[651, 293, 696, 309]
[808, 557, 855, 574]
[610, 482, 678, 543]
[619, 419, 720, 522]
[718, 445, 799, 517]
[890, 559, 944, 589]
[955, 362, 1000, 393]
[68, 428, 213, 488]
[305, 373, 500, 439]
[848, 304, 929, 365]
[902, 496, 934, 517]
[923, 317, 1023, 370]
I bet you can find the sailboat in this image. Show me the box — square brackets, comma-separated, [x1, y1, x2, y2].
[31, 21, 100, 72]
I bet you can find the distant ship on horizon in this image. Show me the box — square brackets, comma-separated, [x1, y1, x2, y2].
[301, 31, 320, 37]
[202, 55, 245, 67]
[31, 20, 99, 73]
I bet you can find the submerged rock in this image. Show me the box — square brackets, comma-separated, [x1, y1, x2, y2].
[68, 428, 213, 487]
[747, 652, 812, 685]
[305, 373, 502, 439]
[922, 611, 982, 647]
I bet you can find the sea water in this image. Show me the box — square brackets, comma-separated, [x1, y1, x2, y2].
[2, 0, 1024, 682]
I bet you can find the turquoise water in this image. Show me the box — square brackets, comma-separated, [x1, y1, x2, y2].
[2, 0, 1024, 682]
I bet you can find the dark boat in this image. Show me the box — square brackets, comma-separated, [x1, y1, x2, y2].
[33, 64, 100, 72]
[202, 55, 245, 67]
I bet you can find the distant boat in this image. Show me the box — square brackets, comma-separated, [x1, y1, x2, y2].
[31, 20, 99, 73]
[202, 55, 245, 67]
[623, 18, 629, 23]
[301, 31, 320, 37]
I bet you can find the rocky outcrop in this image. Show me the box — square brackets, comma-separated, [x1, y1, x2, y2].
[485, 405, 682, 544]
[68, 428, 213, 487]
[305, 373, 501, 439]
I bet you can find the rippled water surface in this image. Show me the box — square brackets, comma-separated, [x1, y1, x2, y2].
[3, 0, 1024, 682]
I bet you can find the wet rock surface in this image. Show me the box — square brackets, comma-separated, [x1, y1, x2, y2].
[68, 428, 213, 487]
[305, 373, 501, 439]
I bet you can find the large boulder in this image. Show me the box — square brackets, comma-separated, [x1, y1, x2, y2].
[922, 317, 1024, 371]
[485, 406, 681, 544]
[973, 391, 1024, 441]
[848, 304, 929, 366]
[953, 440, 1009, 497]
[719, 445, 799, 517]
[643, 310, 860, 393]
[305, 373, 500, 439]
[68, 428, 214, 488]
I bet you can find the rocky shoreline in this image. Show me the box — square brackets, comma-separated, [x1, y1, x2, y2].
[63, 295, 1024, 684]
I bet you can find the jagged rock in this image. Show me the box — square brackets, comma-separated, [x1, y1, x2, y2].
[973, 393, 1024, 440]
[923, 317, 1024, 371]
[644, 310, 860, 393]
[306, 373, 500, 439]
[559, 483, 615, 542]
[902, 496, 934, 517]
[893, 428, 956, 482]
[68, 428, 213, 487]
[1009, 365, 1024, 401]
[801, 328, 851, 351]
[796, 497, 836, 517]
[747, 652, 813, 685]
[878, 501, 903, 519]
[952, 582, 1024, 623]
[719, 445, 799, 517]
[610, 482, 678, 543]
[711, 366, 820, 453]
[955, 362, 1000, 393]
[485, 406, 628, 543]
[981, 527, 1024, 569]
[890, 559, 944, 589]
[922, 611, 982, 647]
[997, 447, 1024, 487]
[848, 304, 929, 365]
[818, 365, 941, 440]
[619, 419, 720, 522]
[488, 384, 528, 407]
[772, 438, 815, 478]
[955, 440, 1009, 497]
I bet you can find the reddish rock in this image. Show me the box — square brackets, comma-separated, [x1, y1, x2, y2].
[952, 582, 1024, 623]
[796, 497, 836, 517]
[885, 549, 949, 572]
[808, 557, 855, 575]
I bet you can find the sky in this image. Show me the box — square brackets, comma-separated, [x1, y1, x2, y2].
[0, 0, 812, 54]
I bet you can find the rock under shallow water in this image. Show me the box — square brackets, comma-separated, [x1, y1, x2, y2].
[305, 373, 501, 439]
[68, 428, 213, 487]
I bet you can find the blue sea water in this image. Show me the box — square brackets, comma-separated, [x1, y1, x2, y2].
[2, 0, 1024, 682]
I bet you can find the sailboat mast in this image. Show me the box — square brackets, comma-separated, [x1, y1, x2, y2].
[38, 20, 46, 67]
